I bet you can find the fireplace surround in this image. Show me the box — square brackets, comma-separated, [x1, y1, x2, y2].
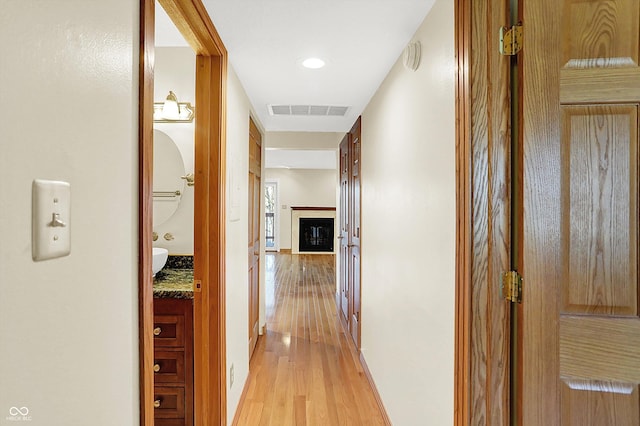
[291, 207, 337, 254]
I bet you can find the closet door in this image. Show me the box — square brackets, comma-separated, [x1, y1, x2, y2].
[520, 0, 640, 423]
[338, 118, 362, 348]
[248, 118, 261, 358]
[349, 118, 361, 346]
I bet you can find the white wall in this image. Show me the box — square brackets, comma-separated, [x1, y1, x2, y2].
[359, 0, 455, 424]
[263, 169, 337, 250]
[265, 131, 342, 150]
[153, 47, 196, 255]
[0, 2, 139, 425]
[225, 66, 265, 424]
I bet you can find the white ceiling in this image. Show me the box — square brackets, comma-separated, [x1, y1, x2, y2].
[155, 0, 436, 133]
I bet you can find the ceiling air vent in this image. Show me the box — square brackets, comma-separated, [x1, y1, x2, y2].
[270, 105, 292, 115]
[268, 105, 350, 117]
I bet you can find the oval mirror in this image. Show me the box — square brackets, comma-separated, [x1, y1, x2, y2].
[153, 129, 186, 227]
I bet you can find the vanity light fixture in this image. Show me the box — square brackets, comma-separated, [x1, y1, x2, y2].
[153, 91, 195, 123]
[162, 91, 180, 118]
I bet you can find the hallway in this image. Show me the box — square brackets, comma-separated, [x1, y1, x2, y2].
[233, 253, 387, 425]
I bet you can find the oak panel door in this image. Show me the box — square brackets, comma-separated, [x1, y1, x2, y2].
[248, 118, 261, 359]
[522, 0, 640, 423]
[339, 134, 350, 325]
[349, 119, 362, 346]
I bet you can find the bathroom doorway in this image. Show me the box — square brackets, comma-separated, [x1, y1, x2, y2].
[139, 0, 228, 424]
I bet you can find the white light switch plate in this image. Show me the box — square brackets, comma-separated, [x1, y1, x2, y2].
[32, 179, 71, 261]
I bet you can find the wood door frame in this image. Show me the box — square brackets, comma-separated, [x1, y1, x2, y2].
[455, 0, 512, 424]
[139, 0, 228, 425]
[454, 0, 471, 421]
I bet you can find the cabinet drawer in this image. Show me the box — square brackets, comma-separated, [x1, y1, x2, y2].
[153, 314, 185, 347]
[155, 419, 189, 426]
[154, 386, 185, 419]
[154, 350, 186, 384]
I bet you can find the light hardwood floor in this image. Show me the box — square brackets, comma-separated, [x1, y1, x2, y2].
[233, 253, 388, 426]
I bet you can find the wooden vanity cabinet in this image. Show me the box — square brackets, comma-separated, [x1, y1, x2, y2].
[153, 298, 193, 426]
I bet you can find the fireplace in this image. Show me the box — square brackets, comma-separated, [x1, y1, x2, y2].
[299, 218, 334, 252]
[291, 207, 336, 254]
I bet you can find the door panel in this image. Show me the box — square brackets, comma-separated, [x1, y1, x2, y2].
[351, 127, 361, 247]
[561, 105, 638, 316]
[339, 135, 350, 324]
[561, 0, 639, 70]
[350, 245, 360, 345]
[560, 317, 640, 425]
[349, 119, 361, 346]
[522, 0, 640, 423]
[561, 383, 639, 426]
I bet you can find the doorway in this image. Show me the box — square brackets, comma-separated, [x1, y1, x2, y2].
[139, 0, 228, 424]
[264, 181, 279, 252]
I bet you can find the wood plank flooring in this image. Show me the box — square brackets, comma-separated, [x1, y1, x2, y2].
[233, 253, 388, 426]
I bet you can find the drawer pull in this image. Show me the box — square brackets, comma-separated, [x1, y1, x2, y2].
[153, 327, 162, 336]
[154, 399, 161, 409]
[153, 363, 161, 373]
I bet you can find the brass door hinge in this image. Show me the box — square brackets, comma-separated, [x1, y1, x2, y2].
[499, 23, 523, 56]
[501, 271, 522, 303]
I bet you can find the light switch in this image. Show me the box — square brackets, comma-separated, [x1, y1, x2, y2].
[32, 179, 71, 261]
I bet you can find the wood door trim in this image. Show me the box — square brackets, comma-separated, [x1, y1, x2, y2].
[157, 0, 226, 56]
[454, 0, 471, 423]
[138, 1, 155, 424]
[455, 0, 514, 424]
[140, 0, 228, 425]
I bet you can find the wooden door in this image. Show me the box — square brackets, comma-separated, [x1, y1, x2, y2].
[349, 119, 362, 346]
[339, 134, 350, 325]
[248, 118, 262, 358]
[521, 0, 640, 423]
[337, 118, 362, 348]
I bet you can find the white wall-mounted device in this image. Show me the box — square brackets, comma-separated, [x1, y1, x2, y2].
[32, 179, 71, 261]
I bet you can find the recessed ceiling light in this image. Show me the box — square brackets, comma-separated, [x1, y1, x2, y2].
[302, 57, 325, 69]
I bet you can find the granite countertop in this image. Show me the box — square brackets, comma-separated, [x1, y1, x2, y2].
[153, 268, 194, 299]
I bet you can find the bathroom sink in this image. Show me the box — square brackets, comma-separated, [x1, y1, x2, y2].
[152, 247, 169, 276]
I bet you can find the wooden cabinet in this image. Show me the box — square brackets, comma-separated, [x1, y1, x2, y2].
[153, 298, 193, 426]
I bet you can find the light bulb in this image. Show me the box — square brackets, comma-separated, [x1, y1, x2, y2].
[302, 58, 325, 69]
